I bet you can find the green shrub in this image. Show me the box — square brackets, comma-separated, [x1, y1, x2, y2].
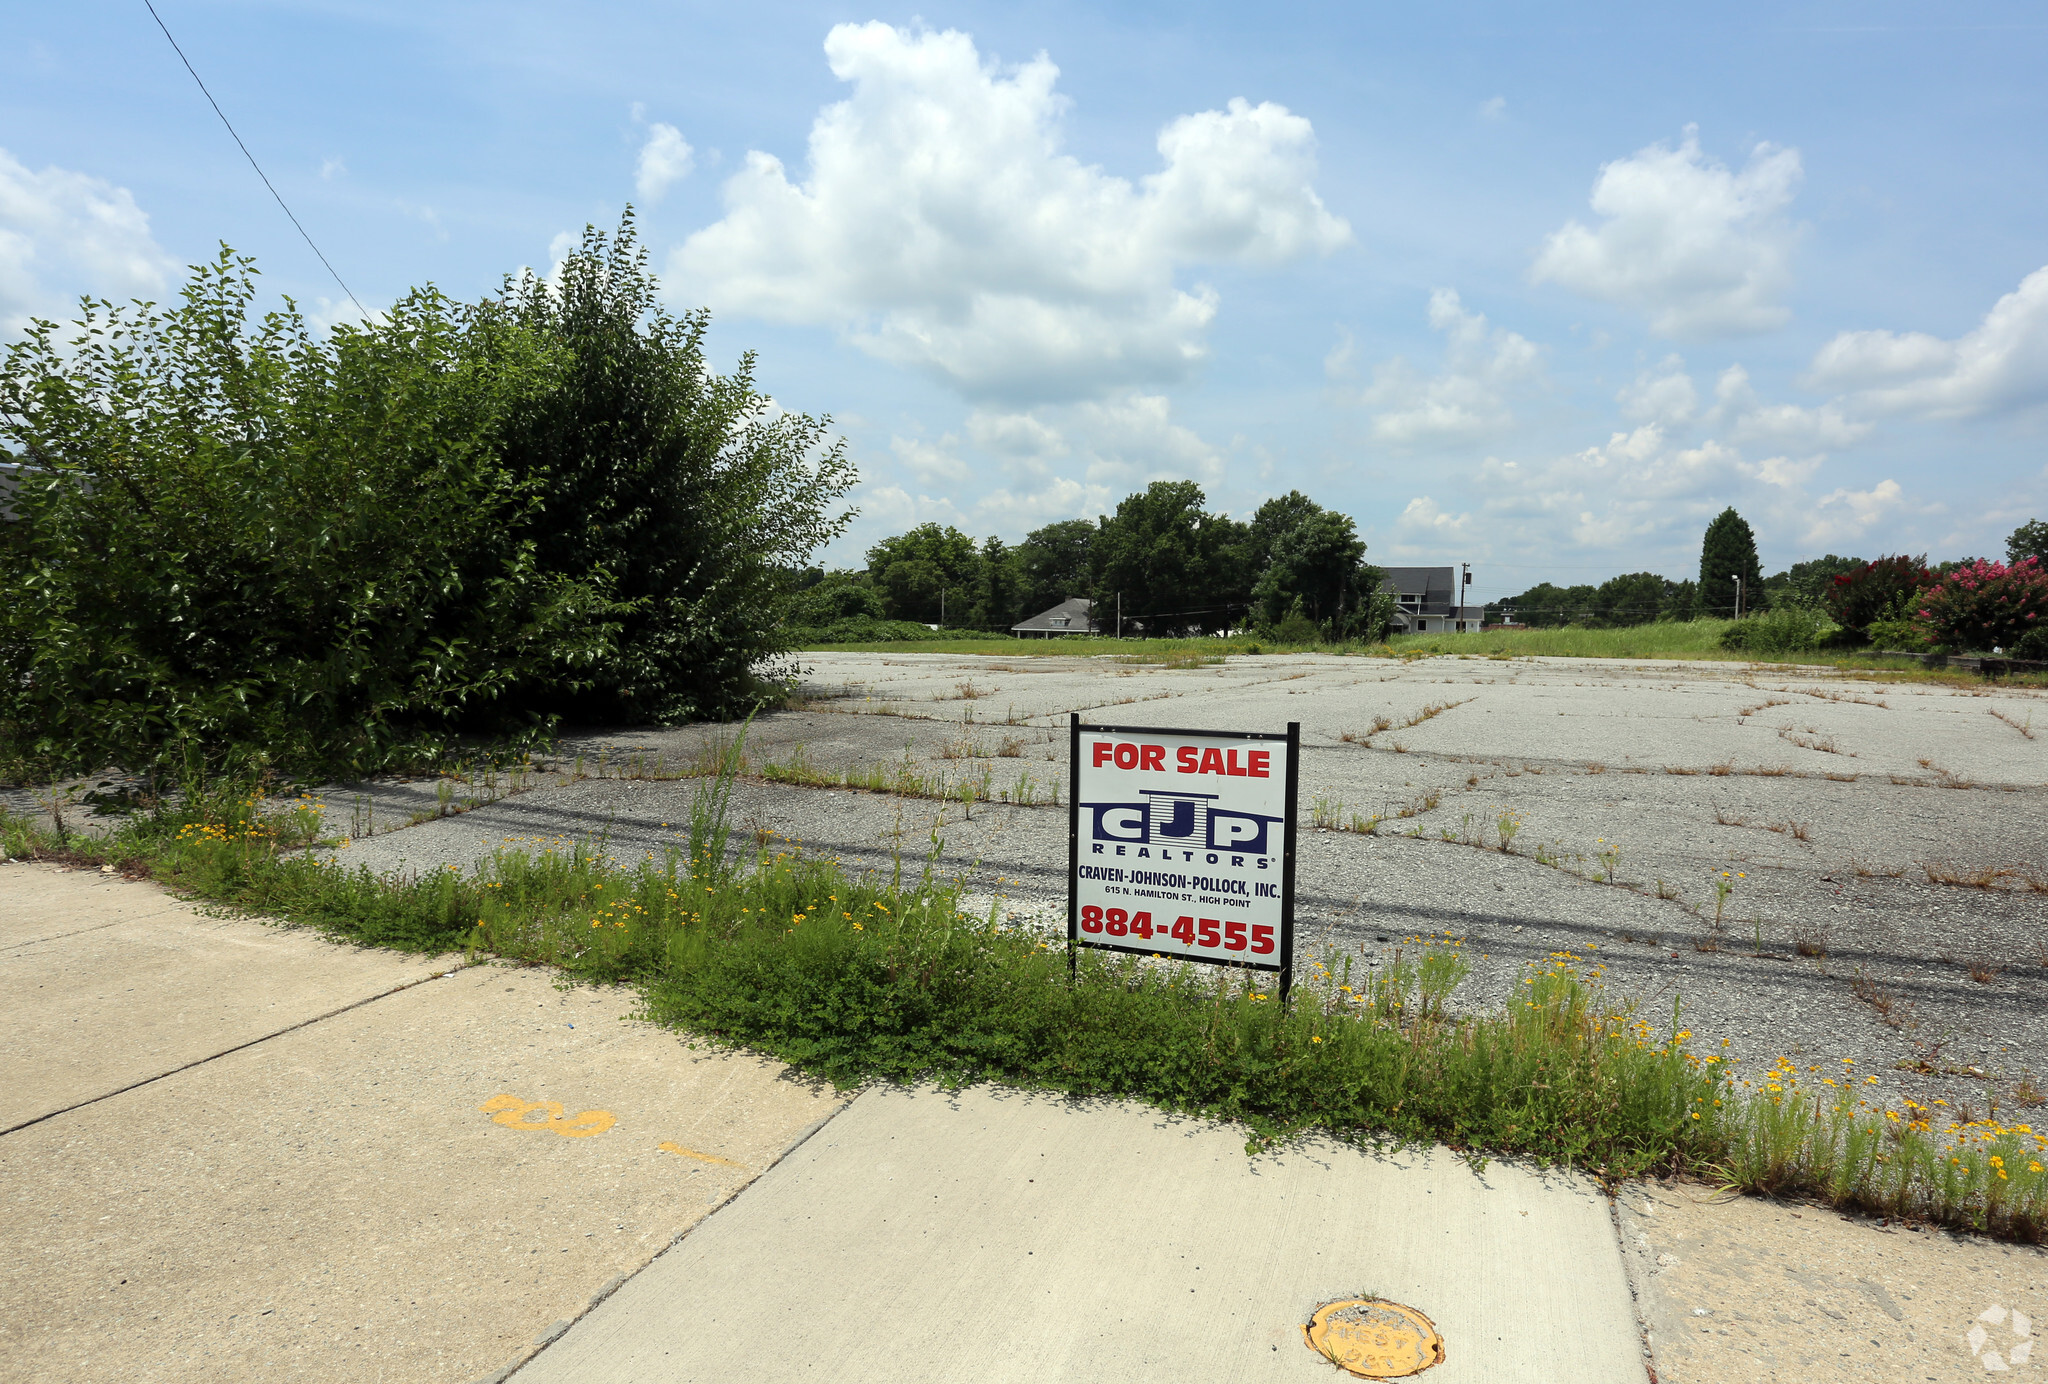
[0, 221, 856, 780]
[0, 251, 620, 781]
[1717, 604, 1835, 654]
[1865, 617, 1929, 652]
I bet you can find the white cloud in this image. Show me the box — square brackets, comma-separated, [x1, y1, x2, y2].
[1616, 355, 1698, 426]
[635, 123, 695, 203]
[0, 146, 178, 332]
[1478, 96, 1507, 121]
[1804, 478, 1904, 546]
[1531, 126, 1802, 337]
[672, 21, 1349, 404]
[891, 431, 970, 485]
[1358, 289, 1543, 444]
[1396, 495, 1476, 544]
[319, 156, 347, 180]
[963, 393, 1225, 488]
[1711, 363, 1870, 448]
[1804, 264, 2048, 417]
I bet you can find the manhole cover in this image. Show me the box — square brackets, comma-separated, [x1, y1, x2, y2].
[1302, 1297, 1445, 1379]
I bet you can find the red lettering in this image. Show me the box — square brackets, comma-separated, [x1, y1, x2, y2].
[1226, 749, 1246, 777]
[1092, 742, 1114, 768]
[1198, 747, 1225, 775]
[1113, 742, 1139, 770]
[1224, 920, 1247, 951]
[1251, 923, 1274, 954]
[1140, 744, 1165, 771]
[1248, 750, 1270, 778]
[1176, 746, 1199, 773]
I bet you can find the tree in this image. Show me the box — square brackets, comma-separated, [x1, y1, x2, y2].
[1765, 554, 1864, 610]
[1014, 519, 1098, 616]
[479, 214, 856, 722]
[975, 536, 1025, 630]
[1501, 582, 1598, 627]
[1699, 508, 1763, 618]
[1919, 558, 2048, 653]
[866, 523, 983, 624]
[1661, 579, 1699, 621]
[2010, 519, 2048, 565]
[790, 570, 884, 625]
[1093, 481, 1225, 634]
[1823, 555, 1932, 633]
[1252, 510, 1370, 634]
[1591, 572, 1673, 627]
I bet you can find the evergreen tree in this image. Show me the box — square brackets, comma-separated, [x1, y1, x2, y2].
[1699, 508, 1764, 617]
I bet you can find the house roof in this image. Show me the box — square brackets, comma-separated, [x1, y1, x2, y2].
[1378, 566, 1458, 614]
[1011, 596, 1099, 633]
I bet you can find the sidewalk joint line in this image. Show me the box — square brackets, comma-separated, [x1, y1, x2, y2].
[0, 959, 471, 1139]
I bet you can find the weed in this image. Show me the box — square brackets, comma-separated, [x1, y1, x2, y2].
[1778, 726, 1845, 755]
[1665, 765, 1700, 776]
[1969, 960, 2003, 985]
[1654, 878, 1682, 902]
[1763, 820, 1811, 841]
[1850, 970, 1911, 1029]
[1707, 761, 1733, 777]
[1922, 861, 2012, 889]
[1495, 809, 1524, 853]
[1714, 808, 1748, 827]
[1585, 761, 1606, 775]
[2015, 1077, 2047, 1109]
[1712, 870, 1744, 930]
[1991, 709, 2036, 739]
[1793, 926, 1830, 958]
[1737, 698, 1793, 719]
[1399, 699, 1472, 730]
[997, 736, 1025, 758]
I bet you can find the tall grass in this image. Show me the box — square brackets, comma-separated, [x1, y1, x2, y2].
[7, 772, 2046, 1237]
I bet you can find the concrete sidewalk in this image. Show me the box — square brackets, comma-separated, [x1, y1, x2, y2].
[514, 1084, 1650, 1383]
[0, 866, 843, 1383]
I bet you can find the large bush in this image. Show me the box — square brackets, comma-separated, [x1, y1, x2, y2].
[1718, 604, 1834, 654]
[0, 252, 619, 780]
[0, 224, 855, 780]
[1823, 554, 1932, 632]
[1918, 558, 2048, 653]
[477, 219, 854, 724]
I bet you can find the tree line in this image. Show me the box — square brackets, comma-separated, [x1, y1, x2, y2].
[1494, 507, 2048, 633]
[790, 481, 1392, 641]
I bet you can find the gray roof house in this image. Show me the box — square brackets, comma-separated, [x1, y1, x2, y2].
[1010, 596, 1100, 638]
[1378, 566, 1484, 635]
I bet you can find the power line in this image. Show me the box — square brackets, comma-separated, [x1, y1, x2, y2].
[142, 0, 366, 318]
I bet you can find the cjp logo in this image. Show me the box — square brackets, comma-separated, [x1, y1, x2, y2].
[1085, 788, 1282, 855]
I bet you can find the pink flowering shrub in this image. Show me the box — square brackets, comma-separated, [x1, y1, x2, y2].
[1917, 558, 2048, 653]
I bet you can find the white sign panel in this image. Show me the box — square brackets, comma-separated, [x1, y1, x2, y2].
[1066, 716, 1298, 977]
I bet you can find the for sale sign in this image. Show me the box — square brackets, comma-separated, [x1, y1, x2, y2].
[1066, 714, 1298, 985]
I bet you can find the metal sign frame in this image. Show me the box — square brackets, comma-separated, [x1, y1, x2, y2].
[1065, 713, 1299, 1002]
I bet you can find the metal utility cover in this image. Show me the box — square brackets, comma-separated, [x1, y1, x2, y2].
[1303, 1298, 1446, 1379]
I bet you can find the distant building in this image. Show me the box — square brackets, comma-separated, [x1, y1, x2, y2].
[1379, 566, 1484, 634]
[1010, 596, 1101, 638]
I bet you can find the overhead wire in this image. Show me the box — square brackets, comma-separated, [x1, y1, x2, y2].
[142, 0, 367, 319]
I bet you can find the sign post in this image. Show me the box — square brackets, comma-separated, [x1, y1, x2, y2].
[1065, 713, 1299, 1001]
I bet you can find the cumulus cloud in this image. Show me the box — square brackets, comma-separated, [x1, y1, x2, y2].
[635, 123, 695, 202]
[1804, 478, 1904, 546]
[1531, 126, 1802, 337]
[672, 22, 1349, 404]
[1711, 363, 1870, 448]
[964, 393, 1225, 488]
[1357, 289, 1543, 444]
[0, 146, 178, 332]
[1805, 264, 2048, 417]
[1616, 355, 1698, 426]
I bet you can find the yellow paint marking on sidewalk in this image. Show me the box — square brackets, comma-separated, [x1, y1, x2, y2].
[658, 1140, 747, 1169]
[478, 1092, 617, 1138]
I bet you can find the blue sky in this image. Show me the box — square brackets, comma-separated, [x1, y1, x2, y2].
[6, 2, 2046, 604]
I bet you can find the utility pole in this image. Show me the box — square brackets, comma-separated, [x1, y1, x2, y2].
[1461, 562, 1472, 631]
[940, 588, 946, 626]
[1116, 591, 1122, 640]
[1733, 576, 1743, 620]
